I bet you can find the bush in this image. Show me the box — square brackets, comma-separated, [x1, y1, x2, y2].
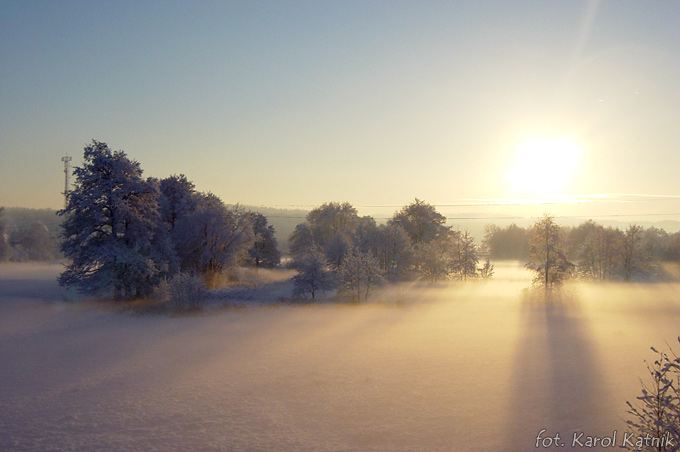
[625, 339, 680, 451]
[155, 273, 206, 311]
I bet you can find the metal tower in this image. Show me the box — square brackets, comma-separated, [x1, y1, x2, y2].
[61, 155, 72, 207]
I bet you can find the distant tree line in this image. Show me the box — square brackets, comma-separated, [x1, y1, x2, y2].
[289, 199, 493, 302]
[8, 140, 678, 303]
[0, 207, 61, 262]
[485, 217, 680, 282]
[57, 140, 280, 300]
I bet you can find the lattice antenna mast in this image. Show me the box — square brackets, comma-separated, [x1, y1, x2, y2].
[61, 155, 72, 208]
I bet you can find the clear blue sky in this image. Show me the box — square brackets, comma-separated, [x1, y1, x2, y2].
[2, 1, 680, 220]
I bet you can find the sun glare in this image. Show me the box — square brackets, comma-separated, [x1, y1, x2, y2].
[508, 138, 580, 195]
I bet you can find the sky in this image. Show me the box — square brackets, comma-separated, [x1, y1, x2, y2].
[2, 1, 680, 221]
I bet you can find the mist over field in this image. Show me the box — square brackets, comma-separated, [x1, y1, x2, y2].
[1, 261, 678, 451]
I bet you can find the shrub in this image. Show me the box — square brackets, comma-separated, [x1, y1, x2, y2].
[625, 339, 680, 451]
[155, 272, 206, 311]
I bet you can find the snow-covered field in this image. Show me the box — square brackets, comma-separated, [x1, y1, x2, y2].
[1, 262, 679, 451]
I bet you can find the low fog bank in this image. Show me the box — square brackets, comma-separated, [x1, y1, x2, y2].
[1, 262, 679, 451]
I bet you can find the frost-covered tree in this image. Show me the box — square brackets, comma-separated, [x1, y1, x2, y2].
[174, 194, 254, 281]
[307, 202, 359, 250]
[351, 216, 379, 253]
[566, 219, 600, 260]
[246, 212, 281, 268]
[416, 233, 457, 282]
[325, 233, 351, 270]
[289, 223, 315, 263]
[622, 224, 647, 282]
[625, 341, 680, 451]
[578, 225, 622, 281]
[58, 140, 175, 299]
[289, 202, 361, 267]
[337, 248, 385, 302]
[478, 257, 494, 280]
[372, 223, 415, 281]
[526, 214, 574, 291]
[292, 248, 334, 301]
[158, 174, 196, 232]
[390, 198, 448, 246]
[452, 229, 479, 281]
[667, 232, 680, 263]
[643, 227, 670, 263]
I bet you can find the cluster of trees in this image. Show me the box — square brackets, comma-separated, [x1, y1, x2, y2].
[289, 199, 493, 302]
[486, 218, 680, 282]
[0, 208, 60, 262]
[58, 140, 280, 300]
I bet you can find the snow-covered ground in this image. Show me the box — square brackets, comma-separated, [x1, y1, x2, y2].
[1, 262, 678, 451]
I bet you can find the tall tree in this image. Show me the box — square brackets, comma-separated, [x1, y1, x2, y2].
[58, 140, 175, 299]
[325, 233, 351, 271]
[415, 231, 458, 282]
[289, 202, 360, 268]
[174, 194, 254, 281]
[389, 198, 448, 245]
[452, 229, 479, 281]
[158, 174, 196, 232]
[666, 231, 680, 262]
[306, 202, 359, 250]
[578, 225, 622, 281]
[642, 227, 669, 263]
[351, 216, 379, 254]
[526, 214, 574, 291]
[372, 223, 415, 281]
[621, 224, 646, 282]
[289, 223, 315, 263]
[247, 212, 281, 268]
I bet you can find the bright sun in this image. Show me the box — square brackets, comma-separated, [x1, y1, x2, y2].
[508, 137, 580, 195]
